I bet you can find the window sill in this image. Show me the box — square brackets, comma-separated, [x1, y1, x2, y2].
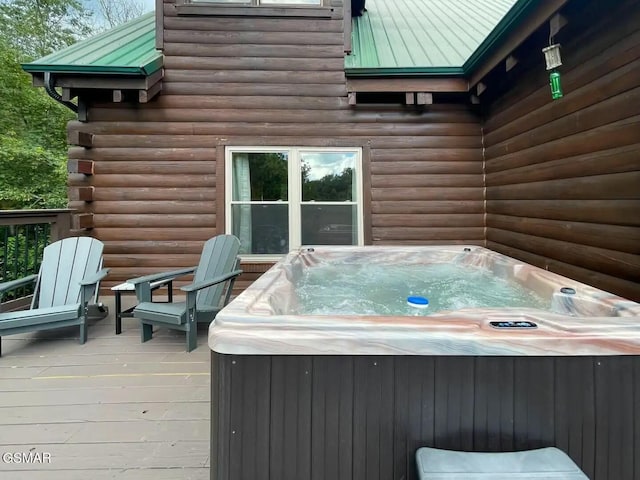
[176, 4, 336, 18]
[238, 254, 283, 263]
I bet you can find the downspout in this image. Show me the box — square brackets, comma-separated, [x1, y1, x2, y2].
[44, 72, 78, 113]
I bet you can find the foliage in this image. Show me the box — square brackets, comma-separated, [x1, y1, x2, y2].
[0, 39, 72, 150]
[0, 134, 68, 209]
[247, 153, 289, 201]
[0, 1, 148, 211]
[0, 37, 71, 209]
[0, 0, 93, 59]
[2, 231, 41, 278]
[0, 0, 89, 210]
[303, 167, 354, 202]
[242, 154, 354, 202]
[0, 225, 49, 298]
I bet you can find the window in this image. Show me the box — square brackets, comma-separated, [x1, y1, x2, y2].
[190, 0, 321, 5]
[178, 0, 331, 17]
[226, 147, 363, 257]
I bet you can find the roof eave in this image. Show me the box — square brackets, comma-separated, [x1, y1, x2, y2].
[23, 64, 144, 76]
[345, 67, 466, 78]
[462, 0, 535, 74]
[142, 57, 163, 76]
[21, 55, 163, 77]
[346, 0, 548, 81]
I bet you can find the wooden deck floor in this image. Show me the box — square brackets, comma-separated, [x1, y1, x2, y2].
[0, 296, 210, 479]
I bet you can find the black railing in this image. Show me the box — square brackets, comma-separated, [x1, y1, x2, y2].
[0, 209, 72, 307]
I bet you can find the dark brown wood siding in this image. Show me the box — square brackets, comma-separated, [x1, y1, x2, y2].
[211, 352, 640, 480]
[68, 0, 484, 291]
[482, 0, 640, 301]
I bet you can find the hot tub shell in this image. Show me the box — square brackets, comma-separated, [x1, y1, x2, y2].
[209, 246, 640, 356]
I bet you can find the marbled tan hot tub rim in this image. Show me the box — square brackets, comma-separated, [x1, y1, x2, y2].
[208, 245, 640, 356]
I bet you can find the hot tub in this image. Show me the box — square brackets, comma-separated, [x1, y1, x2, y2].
[208, 246, 640, 480]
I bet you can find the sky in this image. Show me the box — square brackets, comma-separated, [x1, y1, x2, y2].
[141, 0, 155, 12]
[84, 0, 155, 17]
[82, 0, 155, 29]
[302, 153, 356, 181]
[87, 0, 155, 11]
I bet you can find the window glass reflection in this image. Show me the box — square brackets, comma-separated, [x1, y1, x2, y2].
[231, 204, 289, 254]
[301, 205, 357, 245]
[301, 152, 356, 202]
[232, 152, 288, 202]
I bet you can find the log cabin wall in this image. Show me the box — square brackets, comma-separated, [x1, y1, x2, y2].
[67, 0, 485, 293]
[482, 0, 640, 302]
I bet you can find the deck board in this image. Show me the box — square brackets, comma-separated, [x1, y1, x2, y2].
[0, 297, 211, 478]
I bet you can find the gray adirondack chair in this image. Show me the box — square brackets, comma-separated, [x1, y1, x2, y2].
[128, 235, 242, 352]
[0, 237, 109, 356]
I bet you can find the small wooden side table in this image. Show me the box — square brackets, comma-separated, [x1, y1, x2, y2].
[111, 279, 174, 334]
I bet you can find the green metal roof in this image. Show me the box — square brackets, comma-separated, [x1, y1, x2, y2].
[22, 12, 161, 76]
[347, 0, 519, 76]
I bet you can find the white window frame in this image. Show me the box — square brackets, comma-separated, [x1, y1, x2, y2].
[189, 0, 323, 5]
[225, 146, 364, 261]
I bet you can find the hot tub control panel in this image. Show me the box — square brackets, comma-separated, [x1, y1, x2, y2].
[489, 320, 538, 329]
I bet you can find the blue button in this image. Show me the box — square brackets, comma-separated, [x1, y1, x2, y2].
[407, 296, 429, 306]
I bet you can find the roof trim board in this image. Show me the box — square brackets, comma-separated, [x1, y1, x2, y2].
[22, 59, 162, 76]
[345, 66, 466, 77]
[463, 0, 536, 72]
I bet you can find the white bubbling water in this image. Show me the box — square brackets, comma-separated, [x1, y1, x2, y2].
[293, 263, 550, 315]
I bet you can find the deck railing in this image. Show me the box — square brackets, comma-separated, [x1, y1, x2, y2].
[0, 209, 72, 308]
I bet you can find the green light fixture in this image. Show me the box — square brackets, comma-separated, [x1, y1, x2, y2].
[549, 71, 563, 99]
[542, 44, 563, 100]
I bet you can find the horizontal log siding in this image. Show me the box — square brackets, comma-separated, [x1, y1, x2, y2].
[483, 0, 640, 301]
[69, 0, 484, 292]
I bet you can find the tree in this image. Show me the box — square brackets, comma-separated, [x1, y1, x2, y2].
[0, 134, 67, 209]
[303, 167, 354, 201]
[0, 37, 72, 209]
[0, 1, 96, 210]
[94, 0, 145, 29]
[0, 40, 71, 149]
[0, 0, 93, 59]
[247, 153, 289, 201]
[0, 0, 144, 211]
